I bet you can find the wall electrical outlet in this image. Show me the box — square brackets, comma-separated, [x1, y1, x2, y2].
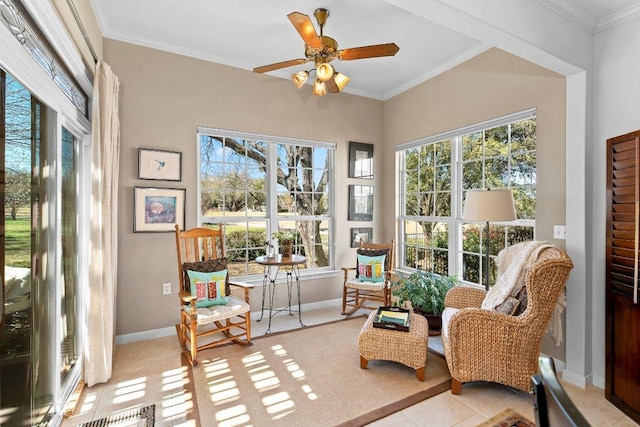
[553, 225, 566, 240]
[163, 282, 171, 295]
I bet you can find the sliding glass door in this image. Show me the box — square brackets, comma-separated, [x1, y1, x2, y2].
[0, 69, 83, 425]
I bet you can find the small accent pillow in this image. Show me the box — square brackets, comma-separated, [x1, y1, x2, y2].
[494, 295, 520, 315]
[182, 258, 230, 296]
[513, 286, 528, 316]
[357, 254, 386, 282]
[187, 269, 229, 307]
[355, 248, 390, 278]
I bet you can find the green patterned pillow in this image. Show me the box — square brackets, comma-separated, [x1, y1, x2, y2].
[187, 269, 229, 307]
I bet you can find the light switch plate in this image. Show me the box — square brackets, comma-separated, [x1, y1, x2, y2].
[553, 225, 566, 240]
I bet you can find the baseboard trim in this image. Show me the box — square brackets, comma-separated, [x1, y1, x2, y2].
[115, 298, 345, 345]
[561, 368, 592, 388]
[116, 326, 175, 345]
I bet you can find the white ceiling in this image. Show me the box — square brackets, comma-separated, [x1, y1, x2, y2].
[89, 0, 640, 100]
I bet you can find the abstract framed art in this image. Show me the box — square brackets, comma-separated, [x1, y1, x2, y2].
[134, 186, 185, 232]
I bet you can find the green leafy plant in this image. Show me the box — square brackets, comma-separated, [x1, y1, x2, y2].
[393, 270, 459, 315]
[271, 229, 296, 243]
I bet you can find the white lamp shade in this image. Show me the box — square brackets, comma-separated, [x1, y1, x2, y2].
[463, 189, 517, 221]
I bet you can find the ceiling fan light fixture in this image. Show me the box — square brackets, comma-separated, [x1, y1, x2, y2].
[291, 70, 309, 88]
[316, 63, 334, 82]
[312, 79, 327, 96]
[333, 72, 350, 91]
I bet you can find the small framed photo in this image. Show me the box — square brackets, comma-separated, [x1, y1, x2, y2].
[138, 148, 182, 181]
[349, 142, 373, 179]
[351, 227, 373, 248]
[134, 187, 185, 232]
[348, 185, 373, 221]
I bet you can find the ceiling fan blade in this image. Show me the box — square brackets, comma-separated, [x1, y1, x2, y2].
[253, 58, 309, 73]
[338, 43, 400, 61]
[287, 12, 322, 49]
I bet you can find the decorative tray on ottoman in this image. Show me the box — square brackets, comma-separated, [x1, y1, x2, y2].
[373, 306, 410, 332]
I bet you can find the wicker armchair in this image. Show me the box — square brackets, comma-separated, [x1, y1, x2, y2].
[442, 246, 573, 394]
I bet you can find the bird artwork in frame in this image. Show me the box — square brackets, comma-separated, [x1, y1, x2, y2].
[138, 148, 182, 181]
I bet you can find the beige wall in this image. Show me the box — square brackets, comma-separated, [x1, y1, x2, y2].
[106, 40, 567, 357]
[383, 47, 567, 357]
[104, 39, 385, 335]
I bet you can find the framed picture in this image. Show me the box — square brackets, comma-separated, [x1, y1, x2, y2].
[351, 227, 373, 248]
[134, 186, 185, 232]
[138, 148, 182, 181]
[348, 185, 373, 221]
[349, 142, 373, 179]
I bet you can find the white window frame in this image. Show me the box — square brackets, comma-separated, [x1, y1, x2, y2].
[197, 126, 336, 280]
[397, 109, 537, 284]
[0, 1, 92, 423]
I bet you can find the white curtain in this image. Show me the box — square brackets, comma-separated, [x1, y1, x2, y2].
[84, 61, 120, 386]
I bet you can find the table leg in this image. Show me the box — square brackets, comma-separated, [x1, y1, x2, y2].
[257, 265, 268, 322]
[294, 265, 304, 327]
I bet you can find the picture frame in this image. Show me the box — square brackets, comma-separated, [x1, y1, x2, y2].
[351, 227, 373, 248]
[134, 186, 185, 232]
[138, 148, 182, 181]
[348, 185, 373, 221]
[349, 142, 373, 179]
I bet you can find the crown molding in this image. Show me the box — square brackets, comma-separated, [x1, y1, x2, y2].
[535, 0, 597, 33]
[537, 0, 640, 34]
[383, 43, 491, 100]
[596, 3, 640, 33]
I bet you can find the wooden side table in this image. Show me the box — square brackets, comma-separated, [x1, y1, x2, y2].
[358, 310, 429, 381]
[255, 254, 306, 334]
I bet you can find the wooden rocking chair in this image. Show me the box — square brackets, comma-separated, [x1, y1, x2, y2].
[175, 224, 254, 365]
[341, 239, 395, 315]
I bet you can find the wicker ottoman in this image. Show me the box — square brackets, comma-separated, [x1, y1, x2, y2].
[358, 310, 429, 381]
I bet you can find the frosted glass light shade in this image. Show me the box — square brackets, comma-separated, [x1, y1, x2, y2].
[333, 72, 350, 91]
[463, 189, 517, 221]
[312, 79, 327, 96]
[316, 63, 334, 82]
[291, 71, 308, 89]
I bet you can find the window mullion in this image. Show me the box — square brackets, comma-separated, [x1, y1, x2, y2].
[267, 145, 278, 236]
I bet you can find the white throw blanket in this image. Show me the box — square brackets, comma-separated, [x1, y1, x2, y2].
[481, 240, 555, 310]
[481, 240, 566, 346]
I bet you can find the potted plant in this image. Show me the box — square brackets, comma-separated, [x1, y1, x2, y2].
[271, 229, 296, 257]
[392, 270, 459, 335]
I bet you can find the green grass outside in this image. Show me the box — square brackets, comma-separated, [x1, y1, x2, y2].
[5, 217, 31, 267]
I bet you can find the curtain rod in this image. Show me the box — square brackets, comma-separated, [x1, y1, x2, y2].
[66, 0, 98, 64]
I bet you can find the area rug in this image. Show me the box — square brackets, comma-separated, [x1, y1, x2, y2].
[192, 317, 451, 426]
[476, 408, 535, 427]
[74, 404, 155, 427]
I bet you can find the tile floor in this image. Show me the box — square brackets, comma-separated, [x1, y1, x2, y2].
[63, 300, 636, 427]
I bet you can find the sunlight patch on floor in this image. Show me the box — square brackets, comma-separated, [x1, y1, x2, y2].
[77, 390, 97, 414]
[113, 377, 146, 404]
[214, 404, 250, 427]
[262, 390, 295, 417]
[204, 358, 231, 378]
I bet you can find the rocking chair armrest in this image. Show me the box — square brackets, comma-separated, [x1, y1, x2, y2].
[342, 267, 357, 281]
[229, 280, 255, 289]
[178, 289, 196, 303]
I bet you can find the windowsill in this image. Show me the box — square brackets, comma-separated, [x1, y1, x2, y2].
[238, 268, 341, 287]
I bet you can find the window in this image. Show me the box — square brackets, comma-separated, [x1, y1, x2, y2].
[198, 127, 334, 278]
[398, 110, 536, 287]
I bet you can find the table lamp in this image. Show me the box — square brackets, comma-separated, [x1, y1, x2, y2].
[462, 189, 517, 290]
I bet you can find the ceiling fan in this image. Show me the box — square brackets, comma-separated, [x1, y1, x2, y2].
[253, 8, 400, 96]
